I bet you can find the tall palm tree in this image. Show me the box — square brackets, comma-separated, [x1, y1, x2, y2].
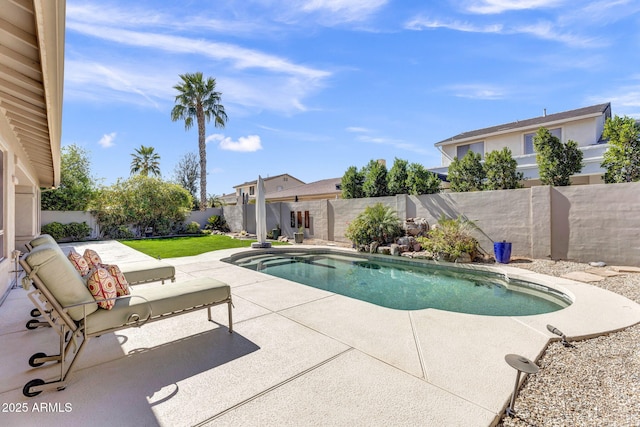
[130, 145, 161, 177]
[171, 72, 228, 211]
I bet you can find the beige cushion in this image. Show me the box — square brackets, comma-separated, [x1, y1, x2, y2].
[68, 249, 90, 276]
[30, 234, 57, 248]
[119, 260, 175, 284]
[25, 246, 98, 321]
[84, 277, 230, 335]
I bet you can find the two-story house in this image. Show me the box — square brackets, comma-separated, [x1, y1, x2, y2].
[431, 103, 612, 186]
[222, 173, 306, 205]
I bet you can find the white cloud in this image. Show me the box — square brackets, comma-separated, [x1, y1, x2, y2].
[348, 127, 430, 155]
[98, 132, 117, 148]
[406, 17, 503, 33]
[300, 0, 388, 22]
[208, 134, 263, 152]
[346, 126, 371, 133]
[445, 84, 506, 100]
[462, 0, 564, 14]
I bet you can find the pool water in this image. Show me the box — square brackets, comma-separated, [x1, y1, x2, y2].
[228, 251, 571, 316]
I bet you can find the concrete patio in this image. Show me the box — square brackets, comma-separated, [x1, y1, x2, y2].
[1, 241, 639, 427]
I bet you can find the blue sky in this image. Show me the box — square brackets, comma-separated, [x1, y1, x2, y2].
[62, 0, 640, 196]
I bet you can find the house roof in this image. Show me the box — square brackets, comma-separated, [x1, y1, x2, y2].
[233, 173, 304, 189]
[0, 0, 65, 187]
[266, 177, 342, 200]
[435, 103, 611, 147]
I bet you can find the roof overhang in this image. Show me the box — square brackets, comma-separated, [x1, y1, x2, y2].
[0, 0, 65, 188]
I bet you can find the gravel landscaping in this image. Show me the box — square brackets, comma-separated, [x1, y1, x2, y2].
[498, 259, 640, 427]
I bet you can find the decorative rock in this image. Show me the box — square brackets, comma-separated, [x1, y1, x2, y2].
[413, 243, 422, 252]
[455, 253, 472, 263]
[390, 244, 401, 256]
[589, 261, 607, 267]
[404, 218, 429, 237]
[369, 241, 380, 254]
[377, 246, 391, 255]
[398, 244, 410, 253]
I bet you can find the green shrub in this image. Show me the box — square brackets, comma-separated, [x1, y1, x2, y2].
[65, 222, 92, 241]
[41, 221, 92, 241]
[345, 203, 403, 250]
[41, 222, 66, 241]
[205, 215, 230, 232]
[186, 221, 201, 234]
[416, 216, 479, 262]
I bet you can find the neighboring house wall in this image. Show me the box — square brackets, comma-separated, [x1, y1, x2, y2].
[221, 182, 640, 266]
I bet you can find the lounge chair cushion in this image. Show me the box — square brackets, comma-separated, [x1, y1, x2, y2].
[68, 249, 90, 276]
[120, 260, 175, 285]
[29, 234, 57, 248]
[83, 249, 102, 268]
[25, 246, 99, 320]
[84, 277, 230, 335]
[86, 267, 117, 310]
[103, 264, 131, 296]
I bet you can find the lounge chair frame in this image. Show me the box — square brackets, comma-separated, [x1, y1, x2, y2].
[20, 257, 232, 398]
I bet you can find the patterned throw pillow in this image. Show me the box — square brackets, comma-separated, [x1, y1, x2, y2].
[83, 249, 103, 268]
[103, 264, 130, 296]
[86, 267, 117, 310]
[68, 249, 90, 276]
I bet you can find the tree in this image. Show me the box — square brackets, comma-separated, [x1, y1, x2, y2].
[90, 175, 192, 238]
[533, 127, 583, 186]
[173, 152, 200, 207]
[362, 159, 388, 198]
[407, 163, 441, 195]
[447, 151, 485, 192]
[601, 115, 640, 183]
[341, 166, 365, 199]
[171, 72, 228, 211]
[41, 144, 96, 210]
[483, 147, 523, 190]
[130, 145, 161, 177]
[387, 158, 410, 195]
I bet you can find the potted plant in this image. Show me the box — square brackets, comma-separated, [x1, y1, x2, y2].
[294, 226, 304, 244]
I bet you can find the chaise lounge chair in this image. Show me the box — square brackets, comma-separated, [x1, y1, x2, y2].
[20, 243, 232, 397]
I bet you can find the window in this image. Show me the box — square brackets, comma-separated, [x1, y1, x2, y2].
[249, 186, 255, 196]
[524, 128, 561, 155]
[456, 141, 484, 159]
[0, 151, 4, 260]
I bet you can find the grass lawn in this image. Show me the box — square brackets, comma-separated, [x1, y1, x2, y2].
[120, 234, 287, 258]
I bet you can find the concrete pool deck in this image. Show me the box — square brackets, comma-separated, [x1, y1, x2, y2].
[1, 241, 639, 426]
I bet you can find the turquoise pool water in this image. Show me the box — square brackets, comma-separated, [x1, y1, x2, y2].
[227, 251, 571, 316]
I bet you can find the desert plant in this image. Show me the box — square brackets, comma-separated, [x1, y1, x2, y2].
[416, 216, 480, 262]
[205, 215, 230, 232]
[345, 203, 403, 249]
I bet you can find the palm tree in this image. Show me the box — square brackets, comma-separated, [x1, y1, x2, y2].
[171, 72, 228, 211]
[130, 145, 161, 177]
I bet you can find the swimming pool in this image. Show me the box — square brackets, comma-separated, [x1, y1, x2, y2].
[224, 249, 572, 316]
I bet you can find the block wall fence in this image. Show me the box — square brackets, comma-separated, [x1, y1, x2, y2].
[41, 182, 640, 266]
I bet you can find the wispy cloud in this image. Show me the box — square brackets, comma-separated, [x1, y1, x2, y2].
[207, 134, 264, 152]
[346, 127, 429, 154]
[405, 16, 603, 48]
[444, 84, 507, 100]
[98, 132, 117, 148]
[461, 0, 565, 15]
[299, 0, 388, 23]
[406, 17, 503, 33]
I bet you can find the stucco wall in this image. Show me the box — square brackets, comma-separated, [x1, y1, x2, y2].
[40, 182, 640, 266]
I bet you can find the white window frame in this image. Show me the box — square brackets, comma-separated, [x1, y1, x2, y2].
[456, 141, 484, 159]
[524, 128, 562, 155]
